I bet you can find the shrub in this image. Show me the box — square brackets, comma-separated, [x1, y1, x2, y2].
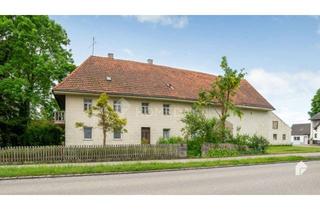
[187, 138, 203, 157]
[157, 136, 185, 144]
[246, 135, 269, 153]
[205, 148, 240, 158]
[22, 120, 64, 146]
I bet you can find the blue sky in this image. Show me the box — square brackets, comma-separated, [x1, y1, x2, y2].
[51, 16, 320, 125]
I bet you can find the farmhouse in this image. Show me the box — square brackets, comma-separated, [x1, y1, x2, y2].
[53, 54, 291, 145]
[291, 123, 311, 145]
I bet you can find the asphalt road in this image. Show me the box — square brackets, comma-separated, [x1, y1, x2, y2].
[0, 161, 320, 195]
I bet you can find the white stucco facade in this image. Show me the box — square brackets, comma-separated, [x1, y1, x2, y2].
[311, 120, 320, 143]
[291, 135, 309, 145]
[63, 93, 291, 146]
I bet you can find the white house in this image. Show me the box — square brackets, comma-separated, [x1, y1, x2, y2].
[291, 123, 311, 145]
[53, 55, 291, 145]
[310, 113, 320, 144]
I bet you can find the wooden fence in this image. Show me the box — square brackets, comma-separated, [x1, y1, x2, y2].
[0, 144, 187, 165]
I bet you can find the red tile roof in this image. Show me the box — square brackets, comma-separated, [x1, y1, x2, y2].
[53, 56, 274, 110]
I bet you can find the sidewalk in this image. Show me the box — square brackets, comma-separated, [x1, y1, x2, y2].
[2, 152, 320, 168]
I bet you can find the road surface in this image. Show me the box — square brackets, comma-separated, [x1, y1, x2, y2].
[0, 161, 320, 194]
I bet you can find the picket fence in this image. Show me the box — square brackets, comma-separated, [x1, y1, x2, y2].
[0, 144, 187, 165]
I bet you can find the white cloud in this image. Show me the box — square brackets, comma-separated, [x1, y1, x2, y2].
[134, 16, 188, 29]
[247, 68, 320, 125]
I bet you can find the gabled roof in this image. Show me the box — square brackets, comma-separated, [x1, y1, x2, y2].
[310, 112, 320, 121]
[291, 123, 311, 135]
[53, 56, 274, 110]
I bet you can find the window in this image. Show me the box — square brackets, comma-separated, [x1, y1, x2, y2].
[113, 100, 121, 113]
[163, 104, 170, 115]
[273, 134, 277, 140]
[113, 129, 121, 139]
[142, 103, 149, 114]
[163, 129, 170, 139]
[84, 98, 92, 111]
[294, 136, 300, 141]
[282, 134, 286, 140]
[83, 127, 92, 140]
[272, 121, 278, 129]
[315, 133, 318, 138]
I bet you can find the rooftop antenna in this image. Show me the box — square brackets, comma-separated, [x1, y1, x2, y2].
[89, 36, 96, 55]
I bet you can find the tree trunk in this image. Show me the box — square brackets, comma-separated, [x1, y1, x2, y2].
[102, 129, 106, 146]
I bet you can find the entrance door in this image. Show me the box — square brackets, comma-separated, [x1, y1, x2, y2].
[141, 127, 150, 144]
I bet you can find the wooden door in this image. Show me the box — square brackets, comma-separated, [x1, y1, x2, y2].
[141, 127, 150, 144]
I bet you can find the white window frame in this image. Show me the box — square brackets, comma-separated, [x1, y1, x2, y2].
[113, 100, 121, 113]
[294, 136, 300, 141]
[272, 121, 278, 129]
[84, 98, 92, 111]
[113, 128, 122, 140]
[163, 104, 170, 115]
[142, 103, 149, 115]
[163, 129, 170, 139]
[83, 127, 92, 140]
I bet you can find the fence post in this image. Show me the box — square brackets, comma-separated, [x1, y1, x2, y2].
[177, 144, 187, 158]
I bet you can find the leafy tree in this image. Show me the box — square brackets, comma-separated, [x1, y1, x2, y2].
[197, 56, 246, 136]
[181, 105, 220, 143]
[309, 89, 320, 117]
[76, 93, 127, 146]
[0, 16, 75, 122]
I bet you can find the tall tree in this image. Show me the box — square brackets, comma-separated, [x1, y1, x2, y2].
[309, 89, 320, 117]
[0, 16, 75, 122]
[198, 56, 246, 136]
[76, 93, 127, 146]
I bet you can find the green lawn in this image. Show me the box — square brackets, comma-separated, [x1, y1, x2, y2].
[267, 145, 320, 154]
[0, 156, 318, 178]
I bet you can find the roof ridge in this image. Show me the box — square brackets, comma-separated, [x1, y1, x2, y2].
[91, 55, 217, 78]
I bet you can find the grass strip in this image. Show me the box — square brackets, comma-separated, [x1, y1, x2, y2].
[266, 145, 320, 154]
[0, 156, 319, 178]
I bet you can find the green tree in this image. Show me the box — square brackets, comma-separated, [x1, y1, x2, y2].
[76, 93, 127, 146]
[0, 16, 75, 122]
[309, 89, 320, 117]
[181, 105, 220, 143]
[197, 56, 246, 137]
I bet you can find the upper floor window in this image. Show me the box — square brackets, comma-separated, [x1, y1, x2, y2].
[272, 121, 278, 129]
[163, 129, 170, 139]
[282, 134, 286, 140]
[113, 128, 121, 139]
[113, 100, 121, 113]
[142, 103, 149, 114]
[84, 98, 92, 111]
[273, 134, 277, 140]
[315, 133, 318, 138]
[83, 127, 92, 140]
[163, 104, 170, 115]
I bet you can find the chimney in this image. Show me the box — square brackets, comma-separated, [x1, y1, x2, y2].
[108, 53, 114, 59]
[147, 58, 153, 64]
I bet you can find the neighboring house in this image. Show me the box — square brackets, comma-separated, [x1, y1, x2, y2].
[291, 123, 311, 145]
[53, 55, 291, 145]
[310, 112, 320, 144]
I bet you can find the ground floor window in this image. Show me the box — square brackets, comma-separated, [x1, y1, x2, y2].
[282, 134, 286, 140]
[113, 129, 122, 139]
[84, 127, 92, 140]
[273, 134, 277, 140]
[294, 136, 300, 141]
[163, 129, 170, 139]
